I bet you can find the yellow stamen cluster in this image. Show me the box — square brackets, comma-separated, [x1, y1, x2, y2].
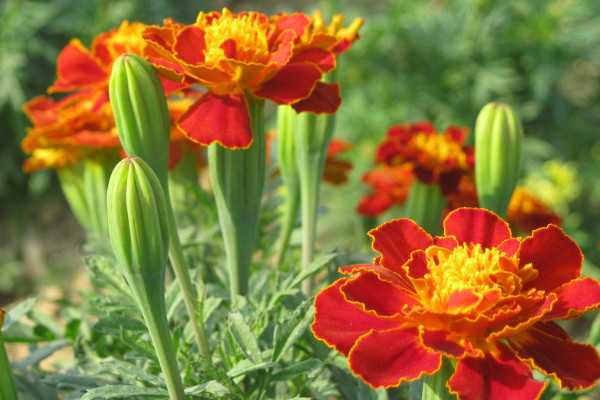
[417, 244, 521, 313]
[198, 8, 270, 66]
[411, 132, 467, 170]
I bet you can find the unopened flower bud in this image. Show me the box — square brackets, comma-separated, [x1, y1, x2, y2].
[107, 156, 169, 281]
[109, 54, 170, 184]
[474, 102, 523, 217]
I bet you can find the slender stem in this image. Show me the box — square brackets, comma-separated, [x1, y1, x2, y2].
[129, 276, 186, 400]
[209, 95, 266, 298]
[404, 180, 446, 236]
[422, 358, 455, 400]
[0, 332, 17, 400]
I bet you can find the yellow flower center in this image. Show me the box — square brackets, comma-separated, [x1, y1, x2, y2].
[416, 244, 524, 314]
[198, 8, 270, 66]
[411, 132, 467, 170]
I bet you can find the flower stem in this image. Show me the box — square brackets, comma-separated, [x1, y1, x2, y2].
[404, 180, 446, 236]
[0, 329, 17, 400]
[209, 95, 266, 298]
[422, 358, 455, 400]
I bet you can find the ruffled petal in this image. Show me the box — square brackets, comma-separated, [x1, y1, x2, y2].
[49, 39, 107, 93]
[542, 277, 600, 320]
[290, 81, 341, 114]
[340, 271, 421, 317]
[177, 92, 252, 149]
[508, 321, 600, 390]
[448, 345, 546, 400]
[290, 47, 336, 72]
[252, 62, 321, 104]
[420, 328, 478, 358]
[348, 327, 442, 388]
[443, 208, 512, 249]
[173, 26, 206, 64]
[520, 224, 583, 293]
[369, 218, 432, 277]
[311, 279, 399, 356]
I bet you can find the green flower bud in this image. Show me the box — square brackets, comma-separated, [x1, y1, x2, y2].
[474, 102, 523, 217]
[109, 53, 170, 185]
[107, 156, 169, 281]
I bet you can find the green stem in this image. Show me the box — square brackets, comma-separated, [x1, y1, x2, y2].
[128, 276, 186, 400]
[294, 110, 335, 296]
[83, 157, 111, 236]
[0, 331, 17, 400]
[422, 358, 455, 400]
[404, 180, 446, 236]
[209, 95, 266, 298]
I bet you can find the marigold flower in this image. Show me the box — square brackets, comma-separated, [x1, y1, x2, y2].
[143, 8, 351, 149]
[49, 21, 148, 93]
[322, 139, 353, 185]
[376, 122, 474, 195]
[312, 207, 600, 400]
[507, 187, 562, 233]
[357, 164, 414, 217]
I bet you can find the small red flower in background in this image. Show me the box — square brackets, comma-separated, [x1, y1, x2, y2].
[312, 208, 600, 400]
[143, 9, 360, 149]
[376, 121, 473, 194]
[356, 164, 414, 217]
[507, 187, 562, 234]
[322, 139, 353, 185]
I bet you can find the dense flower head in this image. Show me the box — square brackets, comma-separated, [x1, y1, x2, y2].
[143, 8, 360, 149]
[312, 208, 600, 400]
[376, 121, 474, 195]
[507, 186, 562, 234]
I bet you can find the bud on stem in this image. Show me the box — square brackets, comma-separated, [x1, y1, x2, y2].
[474, 102, 523, 217]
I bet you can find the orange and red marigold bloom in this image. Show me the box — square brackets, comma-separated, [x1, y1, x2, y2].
[143, 8, 361, 149]
[312, 207, 600, 400]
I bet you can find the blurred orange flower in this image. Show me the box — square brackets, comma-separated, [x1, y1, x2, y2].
[357, 164, 414, 217]
[507, 187, 562, 233]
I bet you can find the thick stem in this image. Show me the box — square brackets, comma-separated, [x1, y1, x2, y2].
[0, 331, 17, 400]
[209, 95, 266, 298]
[404, 180, 446, 236]
[422, 358, 455, 400]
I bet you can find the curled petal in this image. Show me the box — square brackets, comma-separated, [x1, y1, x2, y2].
[508, 322, 600, 390]
[173, 26, 207, 64]
[542, 277, 600, 320]
[50, 39, 107, 93]
[341, 271, 421, 317]
[348, 327, 442, 388]
[290, 47, 336, 72]
[369, 218, 432, 277]
[520, 224, 583, 293]
[444, 208, 512, 249]
[252, 62, 321, 104]
[420, 329, 479, 358]
[448, 344, 546, 400]
[312, 279, 399, 356]
[177, 92, 252, 149]
[291, 81, 341, 114]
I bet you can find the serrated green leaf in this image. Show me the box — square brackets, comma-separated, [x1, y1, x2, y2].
[81, 385, 168, 399]
[227, 359, 278, 378]
[42, 373, 100, 391]
[93, 315, 146, 336]
[99, 359, 165, 387]
[3, 297, 36, 330]
[272, 299, 314, 362]
[195, 357, 245, 400]
[15, 340, 68, 368]
[290, 253, 336, 290]
[185, 380, 229, 396]
[228, 312, 262, 363]
[270, 358, 323, 382]
[29, 309, 64, 338]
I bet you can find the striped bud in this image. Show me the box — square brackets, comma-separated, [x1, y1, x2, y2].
[107, 156, 169, 281]
[475, 102, 523, 217]
[109, 53, 170, 185]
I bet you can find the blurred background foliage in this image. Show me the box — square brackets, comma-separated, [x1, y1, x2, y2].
[1, 0, 600, 303]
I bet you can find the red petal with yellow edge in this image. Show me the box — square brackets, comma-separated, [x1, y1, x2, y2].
[497, 237, 520, 257]
[448, 344, 546, 400]
[311, 279, 399, 356]
[177, 92, 252, 149]
[444, 208, 512, 249]
[291, 81, 341, 114]
[421, 329, 477, 358]
[369, 218, 432, 277]
[173, 26, 206, 65]
[252, 62, 321, 104]
[357, 194, 392, 217]
[520, 224, 583, 293]
[508, 321, 600, 390]
[339, 263, 413, 290]
[340, 271, 421, 317]
[348, 327, 441, 388]
[290, 47, 336, 72]
[269, 13, 310, 48]
[50, 40, 107, 92]
[541, 277, 600, 320]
